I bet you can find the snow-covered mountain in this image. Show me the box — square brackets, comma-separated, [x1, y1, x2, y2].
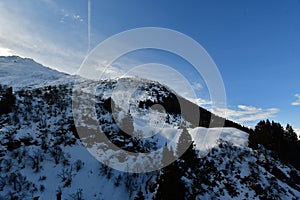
[0, 56, 76, 90]
[0, 56, 299, 199]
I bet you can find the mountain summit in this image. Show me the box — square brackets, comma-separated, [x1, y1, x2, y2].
[0, 56, 68, 90]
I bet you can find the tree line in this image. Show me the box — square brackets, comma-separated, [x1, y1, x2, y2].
[249, 120, 300, 170]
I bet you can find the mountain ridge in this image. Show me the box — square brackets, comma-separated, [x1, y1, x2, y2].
[0, 55, 252, 133]
[0, 55, 73, 90]
[0, 56, 299, 199]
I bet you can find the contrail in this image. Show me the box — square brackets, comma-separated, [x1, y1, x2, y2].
[88, 0, 91, 53]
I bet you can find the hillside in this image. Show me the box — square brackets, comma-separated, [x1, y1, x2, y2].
[0, 56, 299, 199]
[0, 56, 76, 90]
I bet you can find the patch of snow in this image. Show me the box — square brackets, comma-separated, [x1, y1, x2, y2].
[190, 127, 248, 155]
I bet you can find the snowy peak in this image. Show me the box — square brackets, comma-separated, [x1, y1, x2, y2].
[0, 56, 68, 90]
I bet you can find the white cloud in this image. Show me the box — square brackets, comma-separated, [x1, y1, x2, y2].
[291, 94, 300, 106]
[73, 14, 84, 22]
[39, 1, 84, 23]
[0, 1, 87, 73]
[186, 97, 213, 107]
[189, 98, 213, 106]
[0, 47, 15, 56]
[60, 9, 84, 23]
[213, 105, 279, 125]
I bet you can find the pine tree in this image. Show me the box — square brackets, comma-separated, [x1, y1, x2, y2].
[176, 126, 192, 157]
[155, 126, 200, 199]
[250, 120, 300, 170]
[285, 124, 298, 141]
[0, 86, 15, 115]
[155, 161, 185, 200]
[161, 143, 175, 167]
[176, 126, 199, 170]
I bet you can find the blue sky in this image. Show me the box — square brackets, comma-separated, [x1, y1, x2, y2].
[0, 0, 299, 129]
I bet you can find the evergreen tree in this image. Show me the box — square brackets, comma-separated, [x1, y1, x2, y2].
[0, 86, 15, 115]
[285, 124, 298, 141]
[161, 143, 175, 167]
[176, 126, 199, 170]
[155, 126, 200, 199]
[176, 126, 192, 157]
[155, 161, 185, 200]
[155, 139, 187, 200]
[249, 120, 300, 170]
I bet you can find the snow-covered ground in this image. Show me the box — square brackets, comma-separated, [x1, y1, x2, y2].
[0, 56, 299, 199]
[0, 56, 78, 90]
[190, 127, 248, 155]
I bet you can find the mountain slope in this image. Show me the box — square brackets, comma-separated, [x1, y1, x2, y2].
[0, 56, 299, 199]
[1, 82, 298, 199]
[0, 56, 74, 90]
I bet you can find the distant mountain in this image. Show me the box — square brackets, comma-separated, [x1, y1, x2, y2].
[0, 56, 75, 90]
[0, 56, 299, 199]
